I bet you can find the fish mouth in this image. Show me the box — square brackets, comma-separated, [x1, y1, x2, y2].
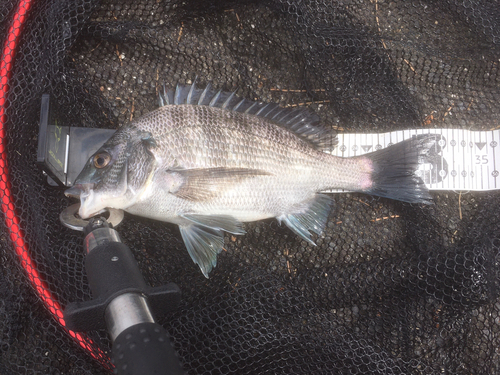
[64, 183, 95, 198]
[64, 183, 98, 219]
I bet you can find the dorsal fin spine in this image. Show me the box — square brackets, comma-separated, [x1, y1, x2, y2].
[174, 84, 182, 105]
[209, 90, 222, 107]
[244, 102, 258, 114]
[232, 98, 245, 112]
[186, 78, 197, 105]
[285, 112, 303, 126]
[198, 84, 211, 105]
[222, 91, 236, 109]
[158, 83, 336, 151]
[271, 108, 286, 120]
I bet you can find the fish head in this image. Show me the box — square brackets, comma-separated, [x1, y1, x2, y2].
[65, 127, 157, 219]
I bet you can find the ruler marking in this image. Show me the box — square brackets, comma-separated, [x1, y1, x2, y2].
[451, 128, 456, 190]
[477, 131, 481, 190]
[462, 129, 466, 190]
[469, 130, 472, 190]
[481, 155, 484, 190]
[480, 131, 483, 190]
[492, 130, 497, 189]
[438, 128, 442, 189]
[491, 130, 494, 189]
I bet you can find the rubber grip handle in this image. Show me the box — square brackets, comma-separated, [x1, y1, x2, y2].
[112, 322, 185, 375]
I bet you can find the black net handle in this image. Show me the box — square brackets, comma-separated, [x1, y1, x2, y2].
[113, 322, 185, 375]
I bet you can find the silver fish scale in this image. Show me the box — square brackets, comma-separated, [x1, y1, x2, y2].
[124, 104, 367, 222]
[142, 105, 365, 183]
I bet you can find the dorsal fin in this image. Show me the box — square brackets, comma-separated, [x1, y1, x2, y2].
[158, 82, 337, 151]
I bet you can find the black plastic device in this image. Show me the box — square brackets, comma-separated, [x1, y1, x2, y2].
[63, 217, 184, 375]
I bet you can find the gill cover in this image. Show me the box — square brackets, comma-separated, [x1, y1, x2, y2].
[65, 127, 157, 218]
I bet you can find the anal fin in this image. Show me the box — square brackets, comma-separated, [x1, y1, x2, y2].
[277, 194, 332, 245]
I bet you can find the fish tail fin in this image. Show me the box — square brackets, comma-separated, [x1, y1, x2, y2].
[362, 134, 440, 204]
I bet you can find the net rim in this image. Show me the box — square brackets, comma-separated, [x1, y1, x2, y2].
[0, 0, 111, 369]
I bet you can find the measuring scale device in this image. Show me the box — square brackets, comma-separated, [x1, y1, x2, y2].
[59, 205, 185, 375]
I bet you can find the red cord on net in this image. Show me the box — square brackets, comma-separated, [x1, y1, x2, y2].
[0, 0, 112, 370]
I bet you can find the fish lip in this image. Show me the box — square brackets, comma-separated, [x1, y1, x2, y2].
[64, 183, 95, 198]
[65, 183, 99, 219]
[64, 184, 97, 219]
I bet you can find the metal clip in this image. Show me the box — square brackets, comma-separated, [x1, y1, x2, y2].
[60, 203, 124, 231]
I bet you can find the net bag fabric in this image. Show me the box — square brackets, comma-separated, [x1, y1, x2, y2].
[0, 0, 499, 373]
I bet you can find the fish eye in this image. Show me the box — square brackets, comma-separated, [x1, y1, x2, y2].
[93, 152, 111, 169]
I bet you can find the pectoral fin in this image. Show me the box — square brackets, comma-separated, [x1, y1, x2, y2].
[168, 167, 271, 202]
[179, 214, 245, 277]
[277, 194, 332, 245]
[181, 214, 246, 235]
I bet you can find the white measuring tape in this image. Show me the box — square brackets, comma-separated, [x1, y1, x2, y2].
[327, 129, 500, 192]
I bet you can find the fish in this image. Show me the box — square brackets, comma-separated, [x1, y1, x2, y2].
[65, 82, 438, 278]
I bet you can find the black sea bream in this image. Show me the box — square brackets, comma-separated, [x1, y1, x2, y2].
[66, 83, 437, 277]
